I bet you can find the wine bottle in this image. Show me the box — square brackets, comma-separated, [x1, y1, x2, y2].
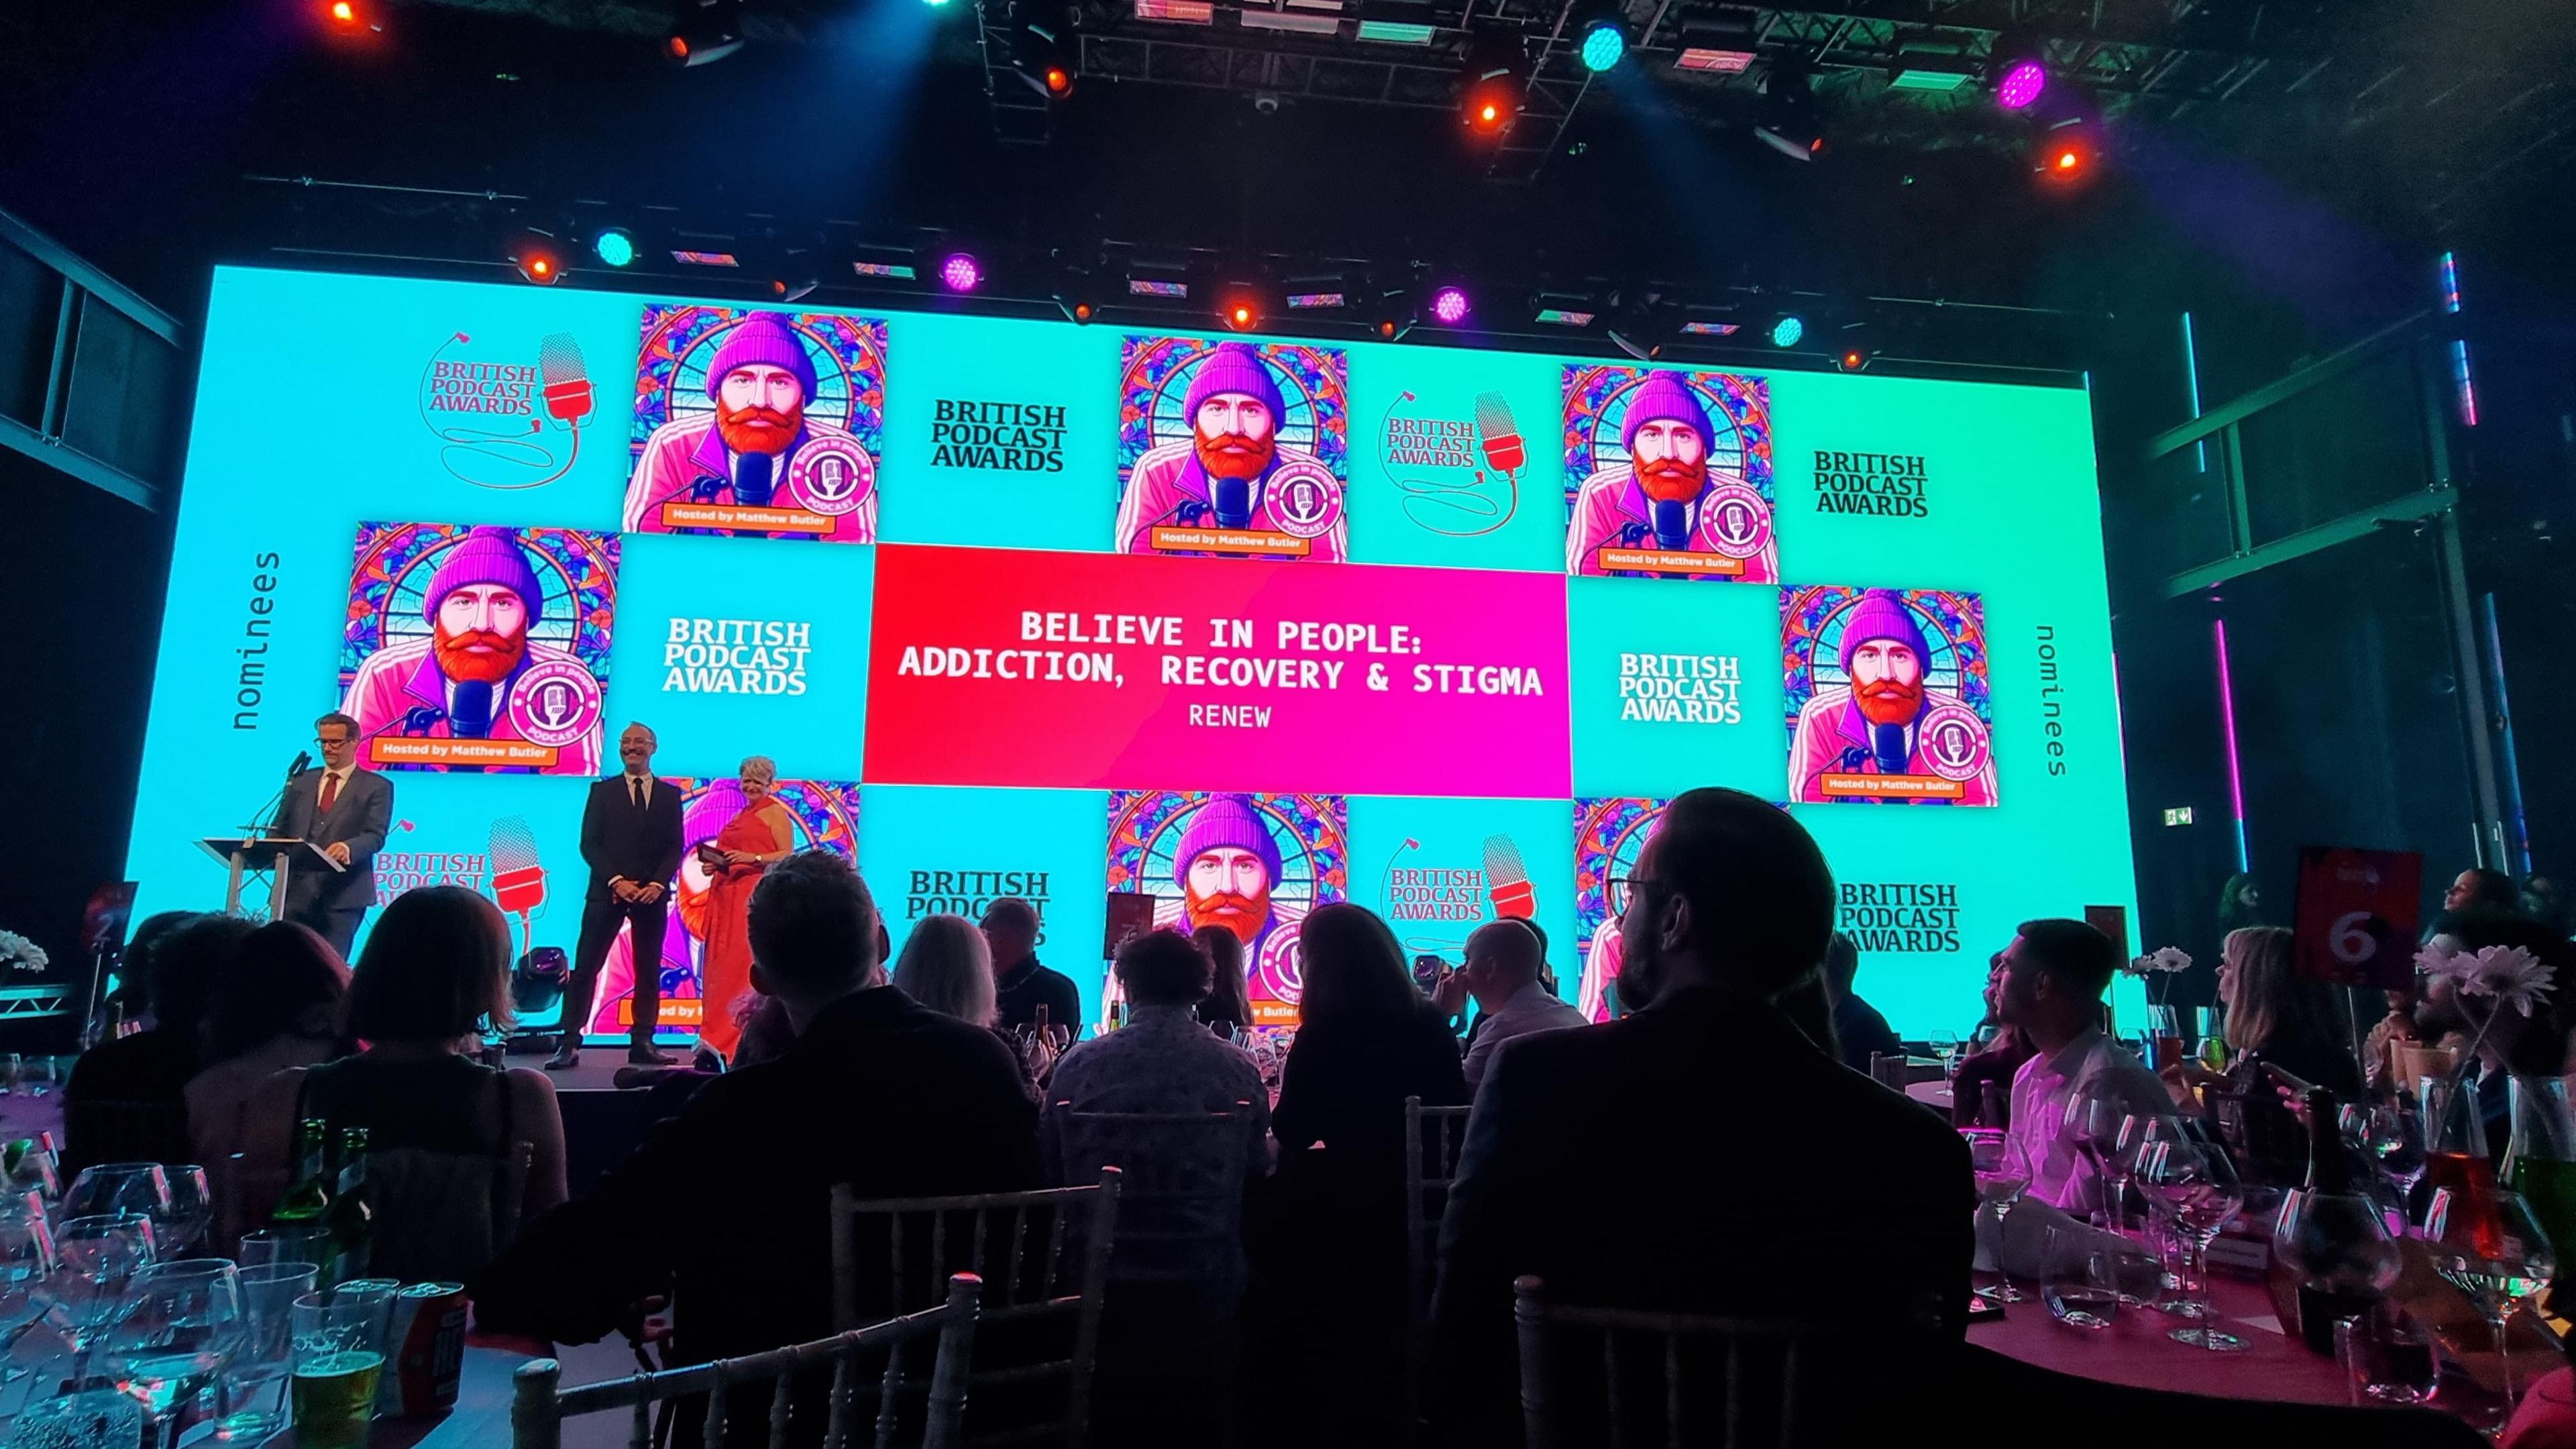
[2281, 1087, 2400, 1354]
[323, 1128, 374, 1283]
[1978, 1081, 2007, 1130]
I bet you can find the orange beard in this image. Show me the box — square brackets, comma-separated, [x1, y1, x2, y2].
[1633, 453, 1707, 504]
[434, 621, 528, 684]
[1186, 887, 1271, 946]
[718, 400, 802, 456]
[1195, 430, 1275, 482]
[1855, 676, 1924, 727]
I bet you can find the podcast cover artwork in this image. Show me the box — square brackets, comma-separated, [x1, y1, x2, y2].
[1105, 790, 1348, 1024]
[1570, 797, 1668, 1023]
[1782, 586, 1996, 806]
[1114, 335, 1350, 561]
[1561, 366, 1775, 582]
[585, 776, 862, 1035]
[338, 522, 618, 776]
[627, 306, 886, 542]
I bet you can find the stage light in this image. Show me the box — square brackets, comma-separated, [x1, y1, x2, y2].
[1990, 30, 2048, 109]
[319, 0, 384, 37]
[1754, 125, 1824, 161]
[2033, 123, 2098, 186]
[1010, 19, 1075, 100]
[667, 0, 745, 66]
[1460, 31, 1525, 136]
[1430, 286, 1471, 325]
[1755, 59, 1823, 160]
[1574, 3, 1629, 73]
[938, 252, 983, 292]
[1995, 59, 2046, 108]
[1055, 295, 1097, 325]
[1836, 345, 1874, 372]
[510, 233, 564, 286]
[1769, 315, 1805, 347]
[592, 229, 636, 268]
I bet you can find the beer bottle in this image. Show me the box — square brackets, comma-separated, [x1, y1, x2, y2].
[274, 1119, 333, 1229]
[324, 1128, 374, 1283]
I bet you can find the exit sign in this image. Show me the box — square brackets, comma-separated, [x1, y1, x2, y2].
[2163, 806, 2196, 826]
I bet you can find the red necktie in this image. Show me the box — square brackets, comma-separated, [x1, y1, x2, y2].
[318, 773, 340, 815]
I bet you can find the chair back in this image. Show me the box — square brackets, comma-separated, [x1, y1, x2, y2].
[62, 1097, 191, 1174]
[831, 1171, 1120, 1449]
[363, 1140, 535, 1284]
[1513, 1276, 1841, 1449]
[1052, 1105, 1254, 1307]
[512, 1272, 981, 1449]
[1402, 1094, 1472, 1428]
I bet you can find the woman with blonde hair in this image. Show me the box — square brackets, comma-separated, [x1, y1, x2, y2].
[893, 915, 998, 1027]
[2218, 924, 2363, 1096]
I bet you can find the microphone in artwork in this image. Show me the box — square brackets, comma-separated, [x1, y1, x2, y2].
[1474, 392, 1525, 476]
[539, 332, 594, 425]
[734, 449, 775, 508]
[1483, 834, 1536, 919]
[489, 815, 547, 951]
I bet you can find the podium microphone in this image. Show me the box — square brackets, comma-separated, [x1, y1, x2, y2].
[1474, 392, 1525, 476]
[1483, 834, 1536, 919]
[539, 333, 594, 425]
[489, 816, 547, 953]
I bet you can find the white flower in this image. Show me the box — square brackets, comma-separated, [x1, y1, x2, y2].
[2415, 940, 2479, 987]
[2123, 946, 2194, 977]
[0, 931, 44, 973]
[2458, 945, 2557, 1017]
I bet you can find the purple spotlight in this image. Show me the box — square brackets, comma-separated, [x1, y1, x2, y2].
[1430, 286, 1470, 325]
[938, 252, 982, 292]
[1994, 58, 2046, 109]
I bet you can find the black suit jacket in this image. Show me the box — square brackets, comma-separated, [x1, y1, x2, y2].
[578, 773, 686, 903]
[471, 986, 1040, 1366]
[275, 767, 392, 912]
[1430, 986, 1971, 1436]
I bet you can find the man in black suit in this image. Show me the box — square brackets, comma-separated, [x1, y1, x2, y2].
[552, 722, 688, 1069]
[275, 712, 392, 957]
[1430, 787, 1972, 1444]
[472, 851, 1040, 1436]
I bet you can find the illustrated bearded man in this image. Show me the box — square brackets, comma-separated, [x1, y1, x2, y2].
[1112, 341, 1348, 561]
[1564, 372, 1776, 582]
[341, 526, 601, 773]
[1786, 589, 1997, 806]
[1177, 793, 1283, 952]
[625, 311, 878, 541]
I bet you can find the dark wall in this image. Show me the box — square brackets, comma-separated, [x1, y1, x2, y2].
[0, 445, 173, 1028]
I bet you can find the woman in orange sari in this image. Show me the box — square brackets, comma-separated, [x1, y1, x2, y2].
[693, 755, 796, 1063]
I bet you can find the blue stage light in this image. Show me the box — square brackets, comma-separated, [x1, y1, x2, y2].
[1770, 315, 1805, 347]
[1578, 20, 1625, 72]
[593, 229, 636, 268]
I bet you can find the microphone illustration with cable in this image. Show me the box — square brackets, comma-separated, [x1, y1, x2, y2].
[1482, 834, 1536, 919]
[489, 815, 547, 956]
[539, 332, 595, 426]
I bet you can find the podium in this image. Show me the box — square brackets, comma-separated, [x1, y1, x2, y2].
[197, 837, 342, 922]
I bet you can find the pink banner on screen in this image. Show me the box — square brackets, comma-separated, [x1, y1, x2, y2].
[865, 543, 1572, 798]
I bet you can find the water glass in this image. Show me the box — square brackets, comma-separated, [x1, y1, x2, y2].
[290, 1289, 390, 1449]
[2041, 1224, 2122, 1330]
[225, 1261, 319, 1441]
[65, 1163, 172, 1222]
[238, 1226, 329, 1272]
[25, 1055, 55, 1097]
[3, 1142, 62, 1205]
[2337, 1303, 2438, 1406]
[5, 1389, 145, 1449]
[106, 1258, 244, 1446]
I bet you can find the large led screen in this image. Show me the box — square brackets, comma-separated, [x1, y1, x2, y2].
[127, 268, 2135, 1037]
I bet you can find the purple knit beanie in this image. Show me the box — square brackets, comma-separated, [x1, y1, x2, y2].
[1837, 589, 1929, 678]
[1173, 794, 1284, 891]
[1182, 342, 1285, 427]
[1619, 372, 1715, 457]
[422, 527, 545, 627]
[705, 312, 818, 405]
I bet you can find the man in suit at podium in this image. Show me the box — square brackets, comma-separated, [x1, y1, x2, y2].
[552, 722, 686, 1069]
[277, 712, 393, 957]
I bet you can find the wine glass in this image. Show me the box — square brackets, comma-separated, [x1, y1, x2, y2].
[2275, 1181, 2402, 1299]
[24, 1055, 55, 1097]
[2134, 1121, 2247, 1350]
[0, 1212, 54, 1385]
[105, 1259, 244, 1448]
[156, 1168, 213, 1260]
[2062, 1093, 2127, 1224]
[2427, 1185, 2558, 1409]
[3, 1141, 62, 1208]
[2363, 1105, 2429, 1208]
[1963, 1130, 2030, 1303]
[64, 1163, 172, 1222]
[1929, 1031, 1962, 1081]
[43, 1213, 158, 1387]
